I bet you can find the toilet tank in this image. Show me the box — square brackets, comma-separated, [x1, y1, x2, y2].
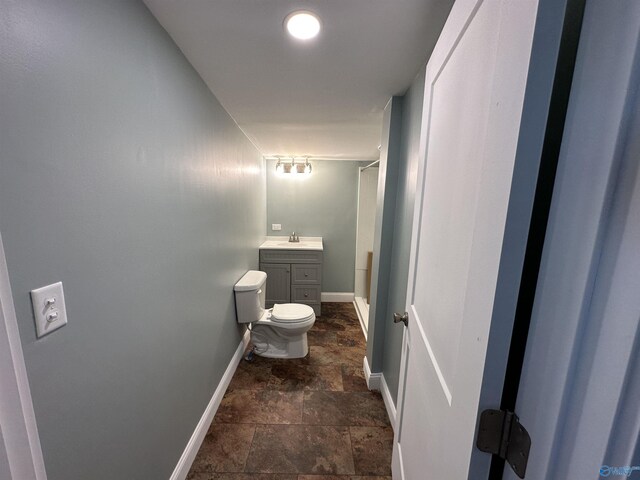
[234, 270, 267, 324]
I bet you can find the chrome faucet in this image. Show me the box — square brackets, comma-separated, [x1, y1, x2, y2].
[289, 231, 300, 243]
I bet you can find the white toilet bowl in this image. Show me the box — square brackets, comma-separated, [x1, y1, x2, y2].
[251, 303, 315, 358]
[234, 271, 316, 359]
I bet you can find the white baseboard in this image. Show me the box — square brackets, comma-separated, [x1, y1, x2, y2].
[363, 355, 381, 390]
[363, 356, 396, 429]
[353, 297, 369, 339]
[170, 329, 250, 480]
[321, 292, 354, 302]
[380, 373, 397, 430]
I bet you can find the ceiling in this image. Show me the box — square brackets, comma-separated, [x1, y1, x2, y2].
[143, 0, 454, 160]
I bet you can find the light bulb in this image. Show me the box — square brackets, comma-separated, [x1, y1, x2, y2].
[285, 11, 321, 40]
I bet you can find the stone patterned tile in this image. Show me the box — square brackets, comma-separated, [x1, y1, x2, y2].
[349, 427, 394, 476]
[313, 317, 362, 333]
[267, 364, 343, 391]
[307, 330, 338, 346]
[341, 366, 369, 392]
[314, 304, 360, 331]
[245, 425, 355, 475]
[312, 317, 351, 333]
[188, 301, 391, 479]
[298, 476, 391, 480]
[305, 345, 365, 366]
[320, 303, 359, 325]
[336, 330, 366, 348]
[215, 390, 303, 424]
[303, 391, 390, 427]
[188, 473, 297, 480]
[228, 361, 272, 390]
[320, 303, 360, 323]
[247, 351, 311, 367]
[189, 424, 255, 473]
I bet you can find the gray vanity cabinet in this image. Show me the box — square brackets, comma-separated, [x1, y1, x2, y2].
[260, 249, 323, 315]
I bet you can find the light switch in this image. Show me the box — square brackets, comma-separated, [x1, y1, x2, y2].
[31, 282, 67, 338]
[272, 224, 282, 231]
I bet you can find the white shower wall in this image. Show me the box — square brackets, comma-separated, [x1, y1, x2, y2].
[354, 167, 378, 302]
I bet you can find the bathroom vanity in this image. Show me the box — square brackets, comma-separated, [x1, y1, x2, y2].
[259, 237, 323, 315]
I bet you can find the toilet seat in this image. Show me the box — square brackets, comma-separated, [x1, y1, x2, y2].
[271, 303, 315, 324]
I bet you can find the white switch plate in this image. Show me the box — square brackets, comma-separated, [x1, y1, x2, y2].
[272, 224, 282, 231]
[31, 282, 67, 338]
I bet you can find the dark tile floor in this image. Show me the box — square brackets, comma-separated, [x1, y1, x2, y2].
[187, 303, 393, 480]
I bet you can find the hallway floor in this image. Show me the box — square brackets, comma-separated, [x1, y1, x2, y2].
[187, 302, 392, 480]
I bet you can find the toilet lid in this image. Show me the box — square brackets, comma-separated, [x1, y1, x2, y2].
[271, 303, 315, 323]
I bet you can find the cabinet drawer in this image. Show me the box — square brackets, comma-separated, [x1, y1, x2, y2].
[291, 285, 321, 303]
[291, 264, 322, 284]
[260, 249, 323, 264]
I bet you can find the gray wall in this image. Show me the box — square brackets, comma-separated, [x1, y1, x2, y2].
[380, 69, 426, 403]
[266, 159, 363, 293]
[365, 97, 403, 372]
[0, 2, 265, 479]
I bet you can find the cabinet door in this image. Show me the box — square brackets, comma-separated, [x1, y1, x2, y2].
[261, 263, 290, 306]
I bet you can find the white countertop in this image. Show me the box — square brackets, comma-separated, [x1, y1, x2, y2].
[259, 236, 323, 251]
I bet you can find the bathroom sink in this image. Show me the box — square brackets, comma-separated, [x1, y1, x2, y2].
[281, 242, 321, 249]
[259, 237, 323, 251]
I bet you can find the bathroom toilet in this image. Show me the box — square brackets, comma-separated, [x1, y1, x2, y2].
[234, 270, 316, 358]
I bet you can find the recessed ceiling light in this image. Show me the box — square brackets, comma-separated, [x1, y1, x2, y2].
[285, 11, 321, 40]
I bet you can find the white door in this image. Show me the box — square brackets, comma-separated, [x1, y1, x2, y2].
[0, 232, 47, 480]
[0, 428, 12, 480]
[504, 3, 640, 478]
[392, 1, 538, 478]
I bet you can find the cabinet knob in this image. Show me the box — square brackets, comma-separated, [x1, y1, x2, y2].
[304, 273, 309, 277]
[304, 293, 309, 297]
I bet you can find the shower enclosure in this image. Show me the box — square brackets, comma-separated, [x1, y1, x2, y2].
[353, 160, 379, 336]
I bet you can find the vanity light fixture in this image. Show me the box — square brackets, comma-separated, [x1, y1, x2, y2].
[285, 11, 321, 40]
[273, 156, 313, 176]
